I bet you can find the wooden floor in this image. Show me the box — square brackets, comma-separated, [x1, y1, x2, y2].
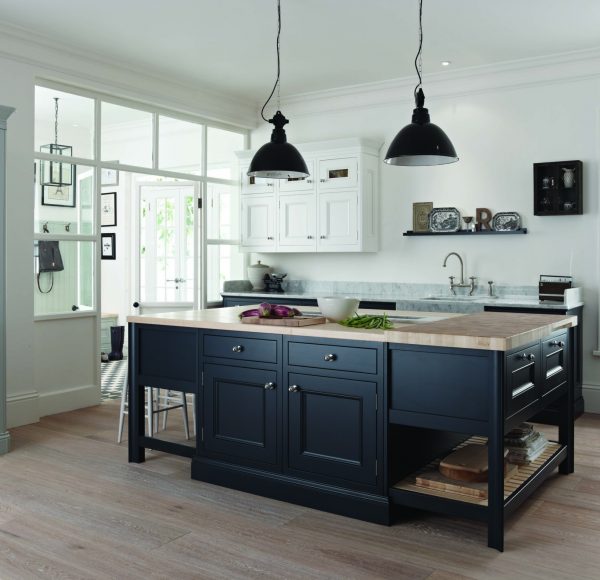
[1, 405, 600, 580]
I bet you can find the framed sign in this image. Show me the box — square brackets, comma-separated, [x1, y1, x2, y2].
[412, 201, 433, 232]
[101, 192, 117, 227]
[41, 183, 76, 208]
[101, 233, 116, 260]
[101, 166, 119, 186]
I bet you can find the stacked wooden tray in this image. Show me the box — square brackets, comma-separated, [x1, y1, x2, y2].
[241, 316, 326, 327]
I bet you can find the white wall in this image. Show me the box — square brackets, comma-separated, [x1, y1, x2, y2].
[0, 28, 255, 428]
[251, 63, 600, 407]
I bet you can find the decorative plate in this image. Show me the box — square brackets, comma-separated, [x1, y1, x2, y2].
[492, 212, 521, 231]
[428, 207, 461, 233]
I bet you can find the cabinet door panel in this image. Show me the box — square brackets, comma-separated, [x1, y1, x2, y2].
[279, 160, 315, 193]
[240, 164, 275, 194]
[241, 194, 276, 250]
[287, 372, 377, 485]
[278, 193, 316, 249]
[204, 364, 278, 465]
[318, 191, 358, 250]
[318, 157, 358, 190]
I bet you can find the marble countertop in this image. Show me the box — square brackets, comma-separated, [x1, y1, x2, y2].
[221, 290, 582, 311]
[128, 306, 577, 351]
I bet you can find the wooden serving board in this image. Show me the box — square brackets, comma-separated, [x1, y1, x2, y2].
[241, 316, 327, 327]
[416, 463, 519, 499]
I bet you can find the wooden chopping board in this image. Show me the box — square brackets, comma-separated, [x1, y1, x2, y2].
[241, 316, 326, 327]
[416, 463, 519, 499]
[439, 444, 509, 482]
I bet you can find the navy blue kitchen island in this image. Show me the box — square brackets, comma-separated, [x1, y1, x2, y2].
[127, 308, 576, 551]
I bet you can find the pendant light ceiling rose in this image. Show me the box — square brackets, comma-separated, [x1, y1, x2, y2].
[384, 0, 458, 167]
[248, 0, 309, 180]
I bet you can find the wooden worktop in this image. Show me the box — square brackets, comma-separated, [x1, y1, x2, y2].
[387, 311, 576, 351]
[128, 307, 576, 351]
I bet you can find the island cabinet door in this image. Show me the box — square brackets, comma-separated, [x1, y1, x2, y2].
[285, 372, 377, 487]
[203, 364, 278, 467]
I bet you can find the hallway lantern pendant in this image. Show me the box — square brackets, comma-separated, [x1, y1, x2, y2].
[384, 0, 458, 166]
[41, 97, 74, 187]
[248, 0, 309, 179]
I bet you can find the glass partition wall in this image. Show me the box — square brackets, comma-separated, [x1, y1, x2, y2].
[34, 82, 248, 319]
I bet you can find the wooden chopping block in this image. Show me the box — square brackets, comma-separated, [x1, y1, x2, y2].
[439, 444, 509, 482]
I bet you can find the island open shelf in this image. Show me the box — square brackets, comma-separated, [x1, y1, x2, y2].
[390, 436, 566, 519]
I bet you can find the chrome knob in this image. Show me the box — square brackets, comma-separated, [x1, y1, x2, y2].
[307, 235, 313, 239]
[264, 382, 276, 390]
[550, 340, 565, 348]
[288, 385, 300, 393]
[307, 179, 313, 184]
[320, 178, 326, 183]
[324, 353, 337, 362]
[267, 236, 274, 240]
[527, 353, 535, 361]
[232, 345, 244, 353]
[320, 235, 326, 239]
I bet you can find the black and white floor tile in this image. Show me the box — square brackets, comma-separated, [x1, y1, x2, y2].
[101, 358, 127, 401]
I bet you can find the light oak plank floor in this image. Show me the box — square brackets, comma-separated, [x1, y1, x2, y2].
[1, 404, 599, 579]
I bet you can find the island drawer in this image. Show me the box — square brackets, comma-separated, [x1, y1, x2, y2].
[541, 332, 568, 397]
[287, 340, 378, 374]
[505, 343, 541, 419]
[203, 332, 278, 364]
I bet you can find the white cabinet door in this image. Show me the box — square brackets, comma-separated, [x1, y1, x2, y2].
[317, 191, 359, 251]
[279, 160, 316, 193]
[278, 193, 316, 251]
[241, 194, 276, 250]
[318, 157, 358, 191]
[240, 164, 276, 194]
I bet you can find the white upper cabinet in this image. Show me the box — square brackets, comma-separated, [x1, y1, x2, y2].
[318, 157, 358, 191]
[236, 138, 380, 253]
[240, 165, 276, 194]
[241, 194, 276, 251]
[279, 160, 316, 193]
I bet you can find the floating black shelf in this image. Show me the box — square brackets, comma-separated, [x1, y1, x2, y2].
[403, 228, 528, 237]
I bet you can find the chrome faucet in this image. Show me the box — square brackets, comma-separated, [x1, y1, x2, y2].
[442, 252, 476, 295]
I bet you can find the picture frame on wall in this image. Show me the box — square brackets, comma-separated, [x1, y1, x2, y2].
[101, 165, 119, 186]
[101, 233, 116, 260]
[101, 192, 117, 227]
[412, 201, 433, 232]
[41, 182, 76, 208]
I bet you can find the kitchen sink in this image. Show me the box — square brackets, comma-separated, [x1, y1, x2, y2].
[422, 295, 482, 301]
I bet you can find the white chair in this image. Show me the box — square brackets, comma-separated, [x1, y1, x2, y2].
[117, 382, 193, 443]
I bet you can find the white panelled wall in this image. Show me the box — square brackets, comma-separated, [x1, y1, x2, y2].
[252, 60, 600, 411]
[0, 33, 255, 428]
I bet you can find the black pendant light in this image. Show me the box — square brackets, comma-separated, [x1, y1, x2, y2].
[248, 0, 309, 179]
[384, 0, 458, 166]
[41, 97, 74, 187]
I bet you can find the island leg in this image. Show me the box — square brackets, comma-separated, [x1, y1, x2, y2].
[128, 323, 145, 463]
[559, 327, 575, 475]
[488, 353, 504, 552]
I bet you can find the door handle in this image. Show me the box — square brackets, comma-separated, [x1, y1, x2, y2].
[288, 385, 300, 393]
[264, 382, 276, 390]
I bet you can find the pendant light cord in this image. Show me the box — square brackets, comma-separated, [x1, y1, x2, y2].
[54, 97, 59, 145]
[260, 0, 282, 122]
[413, 0, 424, 100]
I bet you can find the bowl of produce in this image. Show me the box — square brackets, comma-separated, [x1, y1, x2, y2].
[317, 296, 359, 322]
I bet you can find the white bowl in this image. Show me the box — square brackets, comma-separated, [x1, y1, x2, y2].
[317, 296, 359, 322]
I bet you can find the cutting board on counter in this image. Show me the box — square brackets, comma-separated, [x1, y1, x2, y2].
[241, 316, 326, 327]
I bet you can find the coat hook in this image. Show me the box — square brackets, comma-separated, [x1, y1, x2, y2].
[42, 222, 49, 233]
[65, 223, 71, 232]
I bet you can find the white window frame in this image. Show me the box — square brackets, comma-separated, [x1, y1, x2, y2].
[33, 79, 248, 320]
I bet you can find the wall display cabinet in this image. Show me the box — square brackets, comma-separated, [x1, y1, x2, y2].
[237, 138, 380, 253]
[533, 160, 583, 216]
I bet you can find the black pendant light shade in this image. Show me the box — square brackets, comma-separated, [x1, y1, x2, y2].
[385, 0, 458, 167]
[248, 111, 309, 179]
[249, 0, 309, 180]
[384, 88, 458, 166]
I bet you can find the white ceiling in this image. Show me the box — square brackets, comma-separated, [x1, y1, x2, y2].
[2, 0, 600, 103]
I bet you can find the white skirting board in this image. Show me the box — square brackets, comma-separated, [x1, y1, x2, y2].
[7, 384, 100, 428]
[582, 384, 600, 414]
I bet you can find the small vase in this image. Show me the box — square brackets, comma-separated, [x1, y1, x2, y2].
[562, 167, 575, 189]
